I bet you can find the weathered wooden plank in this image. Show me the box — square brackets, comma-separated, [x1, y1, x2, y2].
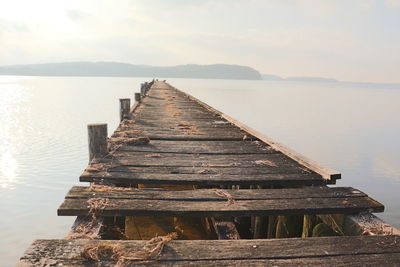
[19, 236, 400, 266]
[58, 187, 383, 217]
[115, 129, 248, 138]
[19, 253, 400, 267]
[58, 197, 383, 217]
[168, 82, 341, 183]
[80, 172, 325, 186]
[65, 186, 368, 200]
[95, 151, 315, 169]
[116, 140, 274, 154]
[84, 165, 318, 175]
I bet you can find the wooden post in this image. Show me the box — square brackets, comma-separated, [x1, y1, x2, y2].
[88, 123, 108, 162]
[140, 84, 145, 95]
[119, 98, 131, 121]
[140, 83, 144, 94]
[135, 93, 141, 103]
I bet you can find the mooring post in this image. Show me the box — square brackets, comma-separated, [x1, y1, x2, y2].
[119, 98, 131, 121]
[140, 83, 145, 95]
[87, 123, 108, 162]
[135, 92, 141, 103]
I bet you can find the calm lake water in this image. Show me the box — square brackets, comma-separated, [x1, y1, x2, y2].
[0, 76, 399, 265]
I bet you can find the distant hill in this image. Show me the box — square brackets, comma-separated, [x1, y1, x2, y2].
[0, 62, 262, 80]
[262, 73, 338, 83]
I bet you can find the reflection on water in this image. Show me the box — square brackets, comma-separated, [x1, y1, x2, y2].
[0, 76, 399, 265]
[0, 83, 29, 189]
[0, 152, 18, 188]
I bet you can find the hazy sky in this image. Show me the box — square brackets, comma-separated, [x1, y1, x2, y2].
[0, 0, 399, 83]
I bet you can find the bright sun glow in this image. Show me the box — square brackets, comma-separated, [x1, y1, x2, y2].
[0, 0, 70, 25]
[0, 151, 18, 188]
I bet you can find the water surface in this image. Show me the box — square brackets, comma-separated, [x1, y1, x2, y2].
[0, 76, 399, 265]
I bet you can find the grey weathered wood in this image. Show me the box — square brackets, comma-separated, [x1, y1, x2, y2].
[168, 82, 341, 184]
[87, 123, 108, 162]
[140, 83, 145, 95]
[135, 92, 141, 103]
[18, 254, 400, 267]
[19, 236, 400, 266]
[94, 151, 319, 170]
[117, 140, 274, 154]
[80, 171, 325, 186]
[65, 186, 367, 200]
[58, 186, 383, 217]
[119, 98, 131, 122]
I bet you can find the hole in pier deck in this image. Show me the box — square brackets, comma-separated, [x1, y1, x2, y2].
[86, 183, 352, 242]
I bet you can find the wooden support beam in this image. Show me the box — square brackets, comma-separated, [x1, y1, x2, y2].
[211, 217, 240, 240]
[87, 123, 107, 162]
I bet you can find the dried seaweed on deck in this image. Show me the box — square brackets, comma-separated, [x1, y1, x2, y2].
[87, 198, 114, 217]
[89, 184, 133, 192]
[85, 163, 114, 173]
[213, 189, 236, 206]
[65, 218, 102, 240]
[82, 232, 178, 265]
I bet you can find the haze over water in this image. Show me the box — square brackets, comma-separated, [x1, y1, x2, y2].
[0, 76, 399, 265]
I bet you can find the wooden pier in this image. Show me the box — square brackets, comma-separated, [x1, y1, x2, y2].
[19, 81, 400, 266]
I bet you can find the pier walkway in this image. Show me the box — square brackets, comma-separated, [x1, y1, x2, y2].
[19, 81, 399, 266]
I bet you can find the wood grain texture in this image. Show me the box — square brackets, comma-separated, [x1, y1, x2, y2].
[166, 82, 341, 183]
[19, 236, 400, 266]
[58, 186, 383, 217]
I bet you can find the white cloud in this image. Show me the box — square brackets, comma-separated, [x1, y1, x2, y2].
[386, 0, 400, 8]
